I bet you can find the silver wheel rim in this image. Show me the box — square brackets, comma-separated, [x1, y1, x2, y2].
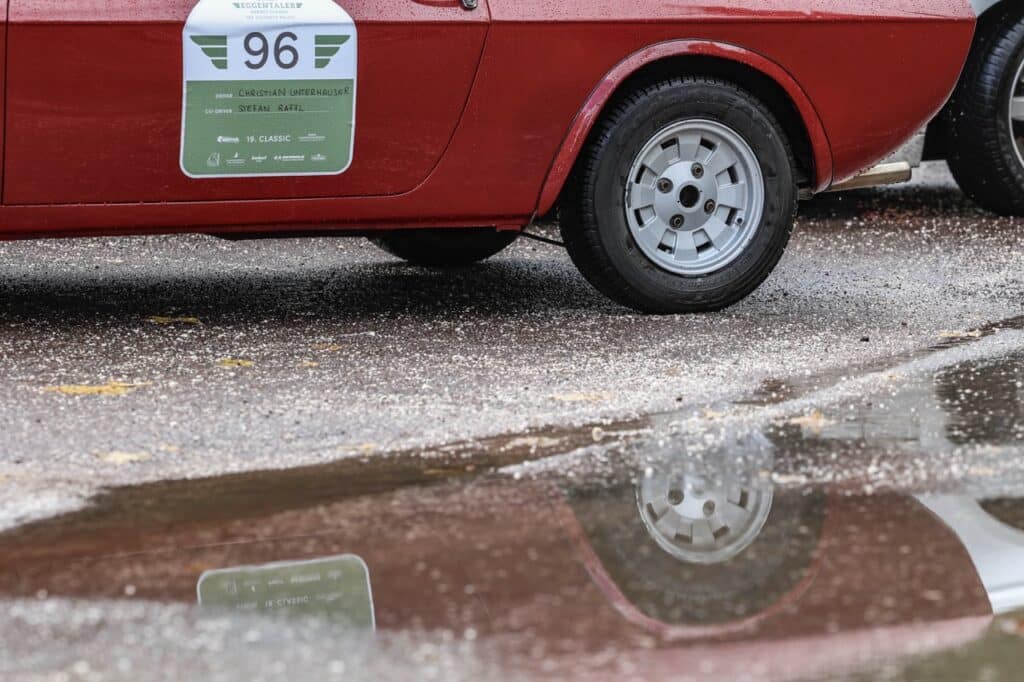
[1010, 56, 1024, 169]
[637, 471, 773, 565]
[624, 119, 765, 276]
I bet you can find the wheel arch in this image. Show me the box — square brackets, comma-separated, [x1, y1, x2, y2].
[535, 41, 833, 218]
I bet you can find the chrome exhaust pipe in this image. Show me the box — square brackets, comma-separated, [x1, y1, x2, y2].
[827, 161, 913, 193]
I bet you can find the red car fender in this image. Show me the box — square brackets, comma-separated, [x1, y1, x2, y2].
[535, 40, 833, 218]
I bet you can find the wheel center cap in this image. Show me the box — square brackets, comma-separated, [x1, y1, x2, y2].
[653, 163, 718, 230]
[679, 184, 701, 209]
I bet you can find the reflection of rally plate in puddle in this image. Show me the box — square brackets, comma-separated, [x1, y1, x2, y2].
[197, 554, 376, 629]
[638, 472, 773, 565]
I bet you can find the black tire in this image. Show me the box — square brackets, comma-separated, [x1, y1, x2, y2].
[944, 5, 1024, 216]
[560, 76, 797, 314]
[369, 228, 518, 267]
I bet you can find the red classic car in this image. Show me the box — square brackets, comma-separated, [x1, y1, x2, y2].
[0, 1, 976, 313]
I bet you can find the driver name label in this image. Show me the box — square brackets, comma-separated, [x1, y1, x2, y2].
[181, 0, 357, 178]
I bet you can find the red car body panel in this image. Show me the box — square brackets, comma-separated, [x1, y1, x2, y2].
[0, 0, 974, 239]
[4, 0, 489, 204]
[0, 1, 6, 201]
[535, 40, 835, 217]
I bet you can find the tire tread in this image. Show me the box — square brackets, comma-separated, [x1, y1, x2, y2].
[370, 229, 518, 268]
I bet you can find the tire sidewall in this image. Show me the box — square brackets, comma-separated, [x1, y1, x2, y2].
[945, 8, 1024, 215]
[589, 83, 794, 309]
[991, 21, 1024, 187]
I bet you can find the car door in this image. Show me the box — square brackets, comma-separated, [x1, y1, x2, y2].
[3, 0, 488, 206]
[0, 0, 5, 203]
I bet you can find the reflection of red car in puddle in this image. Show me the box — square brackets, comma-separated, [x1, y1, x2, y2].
[1, 454, 1019, 679]
[554, 480, 992, 679]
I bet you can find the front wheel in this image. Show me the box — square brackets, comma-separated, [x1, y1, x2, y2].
[560, 77, 797, 314]
[369, 228, 519, 268]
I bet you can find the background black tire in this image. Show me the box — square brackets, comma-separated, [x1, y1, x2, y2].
[944, 6, 1024, 216]
[369, 228, 519, 268]
[560, 76, 797, 314]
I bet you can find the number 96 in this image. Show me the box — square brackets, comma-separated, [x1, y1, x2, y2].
[244, 32, 299, 70]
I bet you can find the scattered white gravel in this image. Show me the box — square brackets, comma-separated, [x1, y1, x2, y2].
[0, 164, 1022, 528]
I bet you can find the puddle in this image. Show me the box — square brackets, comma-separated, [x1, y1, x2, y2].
[736, 314, 1024, 407]
[3, 343, 1024, 679]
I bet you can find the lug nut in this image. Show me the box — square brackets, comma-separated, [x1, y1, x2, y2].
[657, 178, 674, 194]
[704, 199, 716, 214]
[670, 215, 685, 229]
[692, 163, 705, 179]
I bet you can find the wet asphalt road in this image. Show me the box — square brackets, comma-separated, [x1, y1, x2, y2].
[3, 303, 1024, 680]
[2, 162, 1024, 679]
[1, 163, 1023, 528]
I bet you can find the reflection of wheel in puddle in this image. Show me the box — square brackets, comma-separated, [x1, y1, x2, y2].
[562, 425, 825, 630]
[638, 472, 773, 565]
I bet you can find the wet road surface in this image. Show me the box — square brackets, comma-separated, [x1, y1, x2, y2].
[2, 163, 1024, 679]
[3, 336, 1024, 680]
[1, 164, 1023, 529]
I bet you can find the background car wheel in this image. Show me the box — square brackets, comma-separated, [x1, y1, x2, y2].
[944, 6, 1024, 216]
[369, 228, 519, 267]
[560, 76, 797, 314]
